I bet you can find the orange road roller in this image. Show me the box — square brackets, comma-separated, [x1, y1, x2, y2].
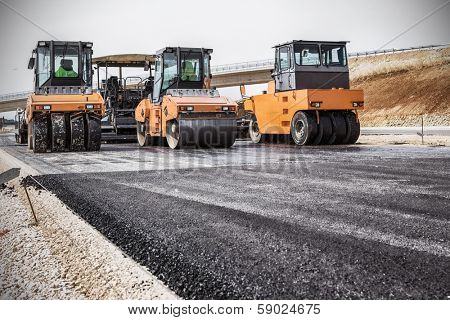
[243, 40, 364, 145]
[24, 41, 105, 153]
[135, 47, 238, 149]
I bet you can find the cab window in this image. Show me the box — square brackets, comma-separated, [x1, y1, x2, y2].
[82, 49, 92, 85]
[37, 46, 51, 86]
[279, 47, 290, 71]
[54, 45, 79, 77]
[162, 52, 177, 90]
[180, 51, 201, 81]
[295, 45, 320, 66]
[203, 54, 210, 77]
[321, 45, 347, 66]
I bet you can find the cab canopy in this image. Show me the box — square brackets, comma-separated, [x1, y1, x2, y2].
[92, 54, 156, 68]
[28, 41, 94, 94]
[273, 40, 350, 91]
[152, 47, 213, 102]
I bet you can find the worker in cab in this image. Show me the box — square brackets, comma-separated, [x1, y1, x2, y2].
[55, 59, 78, 77]
[181, 61, 198, 81]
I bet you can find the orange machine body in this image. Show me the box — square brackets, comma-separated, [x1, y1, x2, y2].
[135, 93, 237, 137]
[244, 81, 364, 135]
[25, 92, 105, 123]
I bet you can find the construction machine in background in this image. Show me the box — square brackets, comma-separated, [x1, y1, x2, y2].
[135, 47, 238, 149]
[92, 54, 156, 142]
[23, 41, 105, 153]
[15, 108, 28, 144]
[242, 40, 364, 145]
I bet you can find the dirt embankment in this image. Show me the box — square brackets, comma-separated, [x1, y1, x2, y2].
[349, 47, 450, 127]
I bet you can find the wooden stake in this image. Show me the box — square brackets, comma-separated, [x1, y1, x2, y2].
[23, 181, 38, 225]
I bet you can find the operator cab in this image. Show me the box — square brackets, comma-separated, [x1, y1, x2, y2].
[152, 47, 213, 103]
[28, 41, 94, 95]
[273, 40, 349, 92]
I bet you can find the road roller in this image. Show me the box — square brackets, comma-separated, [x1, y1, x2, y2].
[243, 40, 364, 145]
[135, 47, 238, 149]
[24, 41, 105, 153]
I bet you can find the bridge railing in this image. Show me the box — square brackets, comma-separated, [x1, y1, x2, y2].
[0, 90, 32, 102]
[348, 44, 449, 57]
[211, 59, 274, 75]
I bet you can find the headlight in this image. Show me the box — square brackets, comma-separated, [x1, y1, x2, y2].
[179, 106, 194, 111]
[310, 101, 322, 108]
[352, 101, 364, 107]
[222, 106, 235, 111]
[86, 104, 94, 109]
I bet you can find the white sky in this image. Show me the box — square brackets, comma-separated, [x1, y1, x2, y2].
[0, 0, 449, 118]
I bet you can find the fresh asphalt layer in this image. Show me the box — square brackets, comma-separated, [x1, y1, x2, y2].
[1, 133, 449, 299]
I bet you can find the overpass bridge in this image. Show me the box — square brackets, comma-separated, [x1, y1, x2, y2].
[1, 44, 447, 113]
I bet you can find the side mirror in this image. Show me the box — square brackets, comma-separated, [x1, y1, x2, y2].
[239, 84, 246, 98]
[148, 92, 153, 101]
[144, 61, 150, 71]
[270, 69, 276, 79]
[28, 57, 35, 70]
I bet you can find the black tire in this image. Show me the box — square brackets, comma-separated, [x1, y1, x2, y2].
[311, 112, 323, 145]
[343, 112, 360, 144]
[86, 115, 101, 151]
[319, 112, 333, 145]
[28, 122, 33, 150]
[70, 114, 85, 151]
[32, 114, 48, 153]
[16, 131, 27, 144]
[51, 113, 66, 152]
[20, 131, 27, 144]
[331, 112, 348, 144]
[248, 116, 263, 144]
[290, 111, 318, 145]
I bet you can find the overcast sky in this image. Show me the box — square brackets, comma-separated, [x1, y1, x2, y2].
[0, 0, 449, 118]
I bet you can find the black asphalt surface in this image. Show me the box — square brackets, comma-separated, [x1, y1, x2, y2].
[17, 140, 450, 300]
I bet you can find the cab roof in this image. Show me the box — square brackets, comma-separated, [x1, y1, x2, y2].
[155, 47, 213, 55]
[273, 40, 349, 48]
[92, 54, 156, 67]
[36, 40, 93, 47]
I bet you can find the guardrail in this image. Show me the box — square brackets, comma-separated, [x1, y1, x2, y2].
[211, 59, 274, 74]
[1, 44, 448, 103]
[0, 90, 32, 102]
[348, 44, 449, 57]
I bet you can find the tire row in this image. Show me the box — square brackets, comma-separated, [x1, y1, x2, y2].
[30, 112, 102, 153]
[249, 111, 360, 146]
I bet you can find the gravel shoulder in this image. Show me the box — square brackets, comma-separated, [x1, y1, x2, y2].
[0, 178, 178, 300]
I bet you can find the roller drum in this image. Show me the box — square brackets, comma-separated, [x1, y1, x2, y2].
[168, 116, 237, 149]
